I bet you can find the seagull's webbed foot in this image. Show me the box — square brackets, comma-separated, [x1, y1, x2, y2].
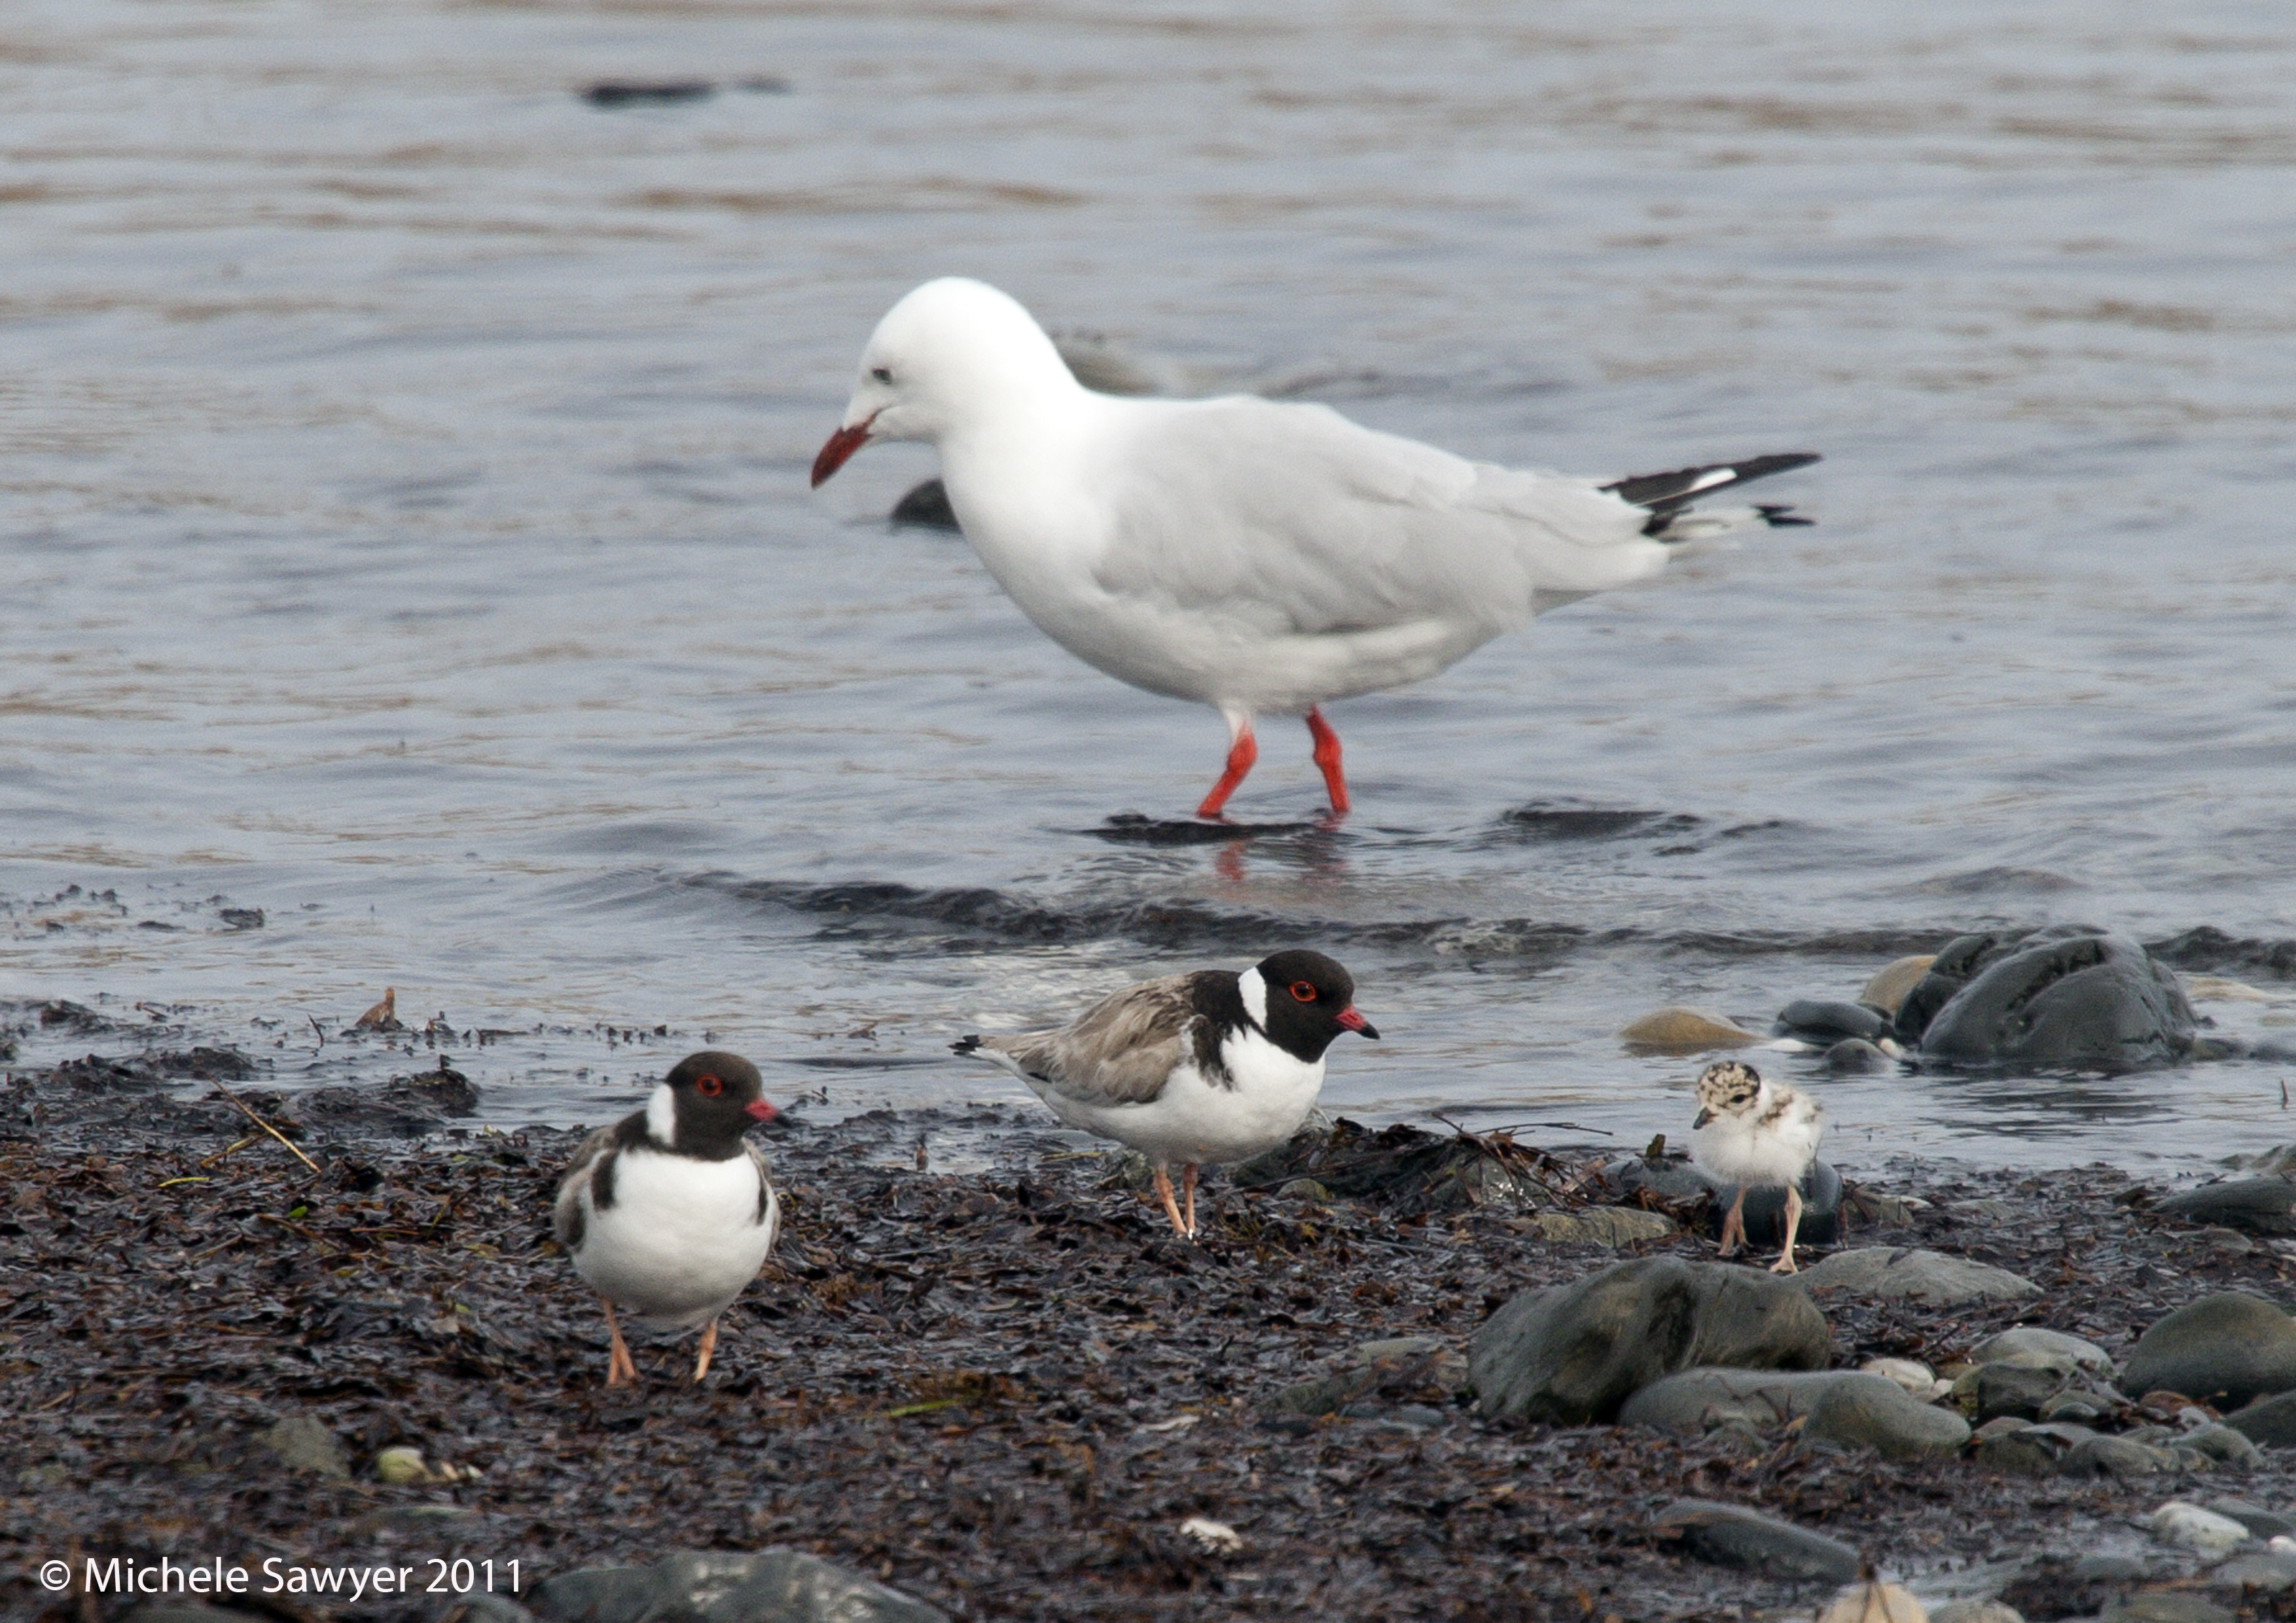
[692, 1318, 720, 1382]
[1305, 707, 1348, 816]
[1196, 711, 1257, 819]
[601, 1296, 637, 1387]
[1152, 1166, 1191, 1239]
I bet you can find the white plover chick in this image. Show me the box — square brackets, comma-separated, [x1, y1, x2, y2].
[1690, 1059, 1824, 1274]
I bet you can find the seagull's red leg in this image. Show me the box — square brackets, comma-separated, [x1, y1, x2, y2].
[1151, 1166, 1189, 1237]
[1769, 1186, 1804, 1275]
[1195, 712, 1257, 819]
[1304, 707, 1348, 814]
[1181, 1164, 1199, 1239]
[692, 1318, 719, 1382]
[601, 1296, 637, 1387]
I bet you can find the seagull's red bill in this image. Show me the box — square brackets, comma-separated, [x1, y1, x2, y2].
[810, 421, 872, 488]
[745, 1099, 779, 1122]
[1337, 1007, 1378, 1039]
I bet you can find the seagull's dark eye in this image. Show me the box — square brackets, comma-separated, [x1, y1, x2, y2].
[870, 366, 893, 384]
[1289, 980, 1317, 1002]
[695, 1073, 724, 1097]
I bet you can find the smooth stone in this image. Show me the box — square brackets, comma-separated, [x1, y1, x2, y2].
[529, 1550, 946, 1623]
[1278, 1177, 1332, 1202]
[1978, 1363, 2069, 1421]
[1804, 1372, 1973, 1457]
[1472, 1256, 1831, 1425]
[2102, 1594, 2236, 1623]
[1973, 1327, 2115, 1372]
[375, 1445, 429, 1485]
[1350, 1336, 1447, 1364]
[1899, 927, 2197, 1069]
[2153, 1502, 2253, 1556]
[2075, 1554, 2152, 1582]
[2208, 1552, 2296, 1592]
[2041, 1393, 2106, 1423]
[1930, 1605, 2024, 1623]
[1863, 1356, 1944, 1397]
[2123, 1294, 2296, 1410]
[1825, 1038, 1897, 1075]
[1860, 955, 1936, 1016]
[2181, 1425, 2262, 1469]
[2062, 1435, 2181, 1478]
[2205, 1497, 2296, 1539]
[1794, 1247, 2041, 1306]
[1532, 1207, 1676, 1246]
[1951, 1198, 2020, 1224]
[1975, 1416, 2036, 1440]
[1649, 1499, 1861, 1584]
[2228, 1144, 2296, 1176]
[1707, 1158, 1845, 1250]
[2228, 1389, 2296, 1446]
[260, 1415, 350, 1480]
[1973, 1429, 2060, 1474]
[1776, 999, 1893, 1044]
[1618, 1007, 1762, 1052]
[1621, 1368, 1861, 1434]
[2206, 1228, 2257, 1254]
[2156, 1180, 2296, 1236]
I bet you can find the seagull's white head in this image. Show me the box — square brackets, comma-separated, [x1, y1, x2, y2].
[811, 277, 1078, 487]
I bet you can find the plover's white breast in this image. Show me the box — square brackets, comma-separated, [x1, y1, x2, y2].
[571, 1144, 778, 1332]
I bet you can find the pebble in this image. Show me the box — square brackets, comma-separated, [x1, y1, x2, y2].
[260, 1415, 349, 1480]
[1804, 1372, 1973, 1458]
[1859, 955, 1935, 1014]
[1793, 1247, 2041, 1306]
[2151, 1501, 2253, 1556]
[2061, 1435, 2181, 1478]
[375, 1445, 429, 1485]
[1621, 1367, 1852, 1433]
[1863, 1356, 1948, 1399]
[2102, 1594, 2236, 1623]
[2204, 1496, 2296, 1539]
[1471, 1256, 1830, 1425]
[1616, 1007, 1762, 1052]
[2122, 1293, 2296, 1410]
[2227, 1388, 2296, 1446]
[1971, 1327, 2115, 1373]
[1776, 999, 1893, 1044]
[1977, 1362, 2069, 1421]
[1649, 1498, 1861, 1584]
[2155, 1180, 2296, 1236]
[1825, 1037, 1897, 1073]
[530, 1549, 946, 1623]
[2208, 1552, 2296, 1592]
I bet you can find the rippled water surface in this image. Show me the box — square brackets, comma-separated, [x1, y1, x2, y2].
[5, 0, 2295, 1166]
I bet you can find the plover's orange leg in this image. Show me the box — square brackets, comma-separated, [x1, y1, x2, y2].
[601, 1296, 637, 1386]
[1181, 1164, 1200, 1239]
[1305, 707, 1348, 815]
[1196, 711, 1257, 819]
[692, 1318, 720, 1382]
[1151, 1166, 1191, 1238]
[1769, 1185, 1805, 1275]
[1717, 1190, 1748, 1258]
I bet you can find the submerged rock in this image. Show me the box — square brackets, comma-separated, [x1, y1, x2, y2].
[1825, 1038, 1896, 1074]
[2227, 1389, 2296, 1447]
[2155, 1179, 2296, 1235]
[1617, 1007, 1762, 1052]
[1894, 927, 2197, 1070]
[1471, 1256, 1830, 1425]
[2122, 1294, 2296, 1410]
[1859, 955, 1935, 1016]
[1793, 1247, 2039, 1306]
[1775, 999, 1892, 1045]
[1649, 1499, 1861, 1584]
[529, 1548, 946, 1623]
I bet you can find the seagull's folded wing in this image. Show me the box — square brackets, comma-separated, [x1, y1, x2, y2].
[1090, 397, 1669, 635]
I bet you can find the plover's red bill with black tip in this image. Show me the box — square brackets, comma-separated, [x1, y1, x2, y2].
[813, 277, 1818, 819]
[1690, 1059, 1825, 1274]
[552, 1050, 781, 1385]
[953, 948, 1378, 1239]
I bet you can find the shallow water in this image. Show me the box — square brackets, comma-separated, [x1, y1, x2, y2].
[4, 0, 2294, 1168]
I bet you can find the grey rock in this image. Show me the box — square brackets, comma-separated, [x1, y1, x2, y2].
[2182, 1425, 2262, 1469]
[2060, 1435, 2181, 1478]
[1601, 1155, 1842, 1248]
[260, 1415, 349, 1480]
[1973, 1433, 2059, 1474]
[2228, 1389, 2296, 1447]
[1621, 1367, 1856, 1433]
[1978, 1362, 2069, 1421]
[2123, 1294, 2296, 1410]
[1973, 1327, 2116, 1372]
[1530, 1207, 1676, 1246]
[1929, 1605, 2026, 1623]
[2157, 1179, 2296, 1236]
[1803, 1372, 1972, 1457]
[1896, 927, 2198, 1069]
[1265, 1342, 1463, 1418]
[2040, 1393, 2106, 1423]
[529, 1548, 946, 1623]
[2205, 1496, 2296, 1539]
[1794, 1247, 2041, 1306]
[1776, 999, 1892, 1044]
[1648, 1499, 1861, 1584]
[2075, 1554, 2153, 1582]
[1951, 1198, 2020, 1224]
[1471, 1256, 1831, 1425]
[1825, 1038, 1896, 1074]
[1860, 955, 1936, 1016]
[2210, 1552, 2296, 1592]
[2101, 1595, 2236, 1623]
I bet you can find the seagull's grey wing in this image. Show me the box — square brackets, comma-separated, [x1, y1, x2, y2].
[1092, 397, 1668, 637]
[976, 973, 1198, 1107]
[745, 1141, 780, 1244]
[552, 1124, 619, 1252]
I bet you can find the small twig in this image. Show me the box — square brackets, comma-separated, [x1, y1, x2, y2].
[198, 1135, 260, 1169]
[209, 1083, 322, 1175]
[308, 1014, 327, 1049]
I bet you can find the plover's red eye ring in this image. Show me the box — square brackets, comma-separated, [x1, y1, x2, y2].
[1289, 980, 1317, 1002]
[695, 1074, 723, 1097]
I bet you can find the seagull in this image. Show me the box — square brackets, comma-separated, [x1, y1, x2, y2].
[953, 948, 1377, 1238]
[1690, 1059, 1824, 1274]
[811, 276, 1818, 817]
[553, 1051, 781, 1385]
